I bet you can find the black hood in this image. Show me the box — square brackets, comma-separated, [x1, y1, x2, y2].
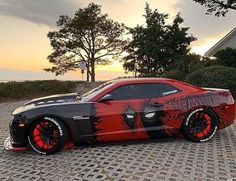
[23, 93, 78, 106]
[12, 93, 79, 116]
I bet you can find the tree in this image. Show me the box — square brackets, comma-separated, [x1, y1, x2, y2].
[161, 53, 209, 81]
[123, 3, 196, 76]
[45, 3, 127, 82]
[214, 47, 236, 68]
[177, 53, 209, 74]
[193, 0, 236, 16]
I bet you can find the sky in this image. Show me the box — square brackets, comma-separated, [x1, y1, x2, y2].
[0, 0, 235, 81]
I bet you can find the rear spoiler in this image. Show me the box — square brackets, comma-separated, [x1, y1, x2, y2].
[203, 87, 234, 103]
[202, 87, 230, 92]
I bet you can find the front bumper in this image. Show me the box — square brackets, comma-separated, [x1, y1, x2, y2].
[4, 115, 29, 151]
[4, 137, 27, 151]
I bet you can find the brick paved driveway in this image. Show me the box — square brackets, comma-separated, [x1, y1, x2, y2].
[0, 101, 236, 181]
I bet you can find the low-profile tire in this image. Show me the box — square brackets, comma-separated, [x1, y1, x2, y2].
[182, 108, 219, 142]
[28, 117, 68, 155]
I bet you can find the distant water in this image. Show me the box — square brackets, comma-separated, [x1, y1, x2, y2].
[0, 80, 82, 83]
[0, 80, 25, 83]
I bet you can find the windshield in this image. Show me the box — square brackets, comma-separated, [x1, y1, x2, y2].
[79, 81, 114, 102]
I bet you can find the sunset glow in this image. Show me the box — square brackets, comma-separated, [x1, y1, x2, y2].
[0, 0, 235, 81]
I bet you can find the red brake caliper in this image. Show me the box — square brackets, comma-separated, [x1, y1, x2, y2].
[33, 124, 43, 147]
[196, 114, 211, 138]
[33, 121, 59, 150]
[42, 122, 50, 150]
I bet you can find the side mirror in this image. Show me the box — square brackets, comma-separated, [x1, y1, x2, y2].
[99, 94, 113, 102]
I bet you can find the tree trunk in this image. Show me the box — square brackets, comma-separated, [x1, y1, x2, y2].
[91, 60, 95, 82]
[91, 73, 95, 82]
[86, 62, 90, 82]
[86, 69, 90, 82]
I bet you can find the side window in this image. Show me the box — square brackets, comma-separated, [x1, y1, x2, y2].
[109, 84, 161, 100]
[160, 84, 179, 96]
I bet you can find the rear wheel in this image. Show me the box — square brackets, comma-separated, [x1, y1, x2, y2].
[28, 117, 68, 155]
[182, 108, 218, 142]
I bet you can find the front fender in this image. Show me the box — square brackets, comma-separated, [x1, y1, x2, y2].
[16, 102, 94, 143]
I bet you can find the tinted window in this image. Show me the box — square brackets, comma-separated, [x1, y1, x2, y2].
[109, 84, 161, 100]
[160, 84, 179, 96]
[81, 81, 114, 101]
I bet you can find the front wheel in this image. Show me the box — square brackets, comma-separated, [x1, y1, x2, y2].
[182, 108, 219, 142]
[28, 117, 68, 155]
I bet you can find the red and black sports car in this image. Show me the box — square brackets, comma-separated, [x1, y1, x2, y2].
[4, 78, 235, 155]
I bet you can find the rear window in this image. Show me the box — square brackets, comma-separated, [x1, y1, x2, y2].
[160, 84, 179, 96]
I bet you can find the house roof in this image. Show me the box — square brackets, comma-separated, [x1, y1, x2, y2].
[205, 27, 236, 57]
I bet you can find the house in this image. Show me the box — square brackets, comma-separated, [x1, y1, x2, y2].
[205, 27, 236, 57]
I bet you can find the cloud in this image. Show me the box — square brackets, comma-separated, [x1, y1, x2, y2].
[175, 0, 236, 42]
[0, 0, 178, 27]
[0, 0, 80, 27]
[0, 0, 235, 56]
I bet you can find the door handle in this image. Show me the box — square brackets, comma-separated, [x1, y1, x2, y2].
[151, 102, 162, 107]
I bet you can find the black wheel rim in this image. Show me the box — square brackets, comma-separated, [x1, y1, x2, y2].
[32, 120, 60, 150]
[188, 111, 213, 139]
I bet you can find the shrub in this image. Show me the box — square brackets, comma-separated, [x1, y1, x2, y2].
[160, 70, 187, 81]
[185, 65, 236, 98]
[140, 73, 158, 77]
[214, 48, 236, 68]
[0, 80, 81, 101]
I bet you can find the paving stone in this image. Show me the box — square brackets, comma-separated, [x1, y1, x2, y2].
[0, 101, 236, 180]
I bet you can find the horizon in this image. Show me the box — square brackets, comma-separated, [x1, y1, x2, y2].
[0, 0, 235, 81]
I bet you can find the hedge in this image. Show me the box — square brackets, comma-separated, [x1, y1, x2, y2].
[185, 65, 236, 98]
[0, 80, 81, 101]
[160, 70, 187, 81]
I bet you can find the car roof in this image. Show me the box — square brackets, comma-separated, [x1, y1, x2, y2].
[90, 77, 205, 102]
[111, 77, 174, 84]
[109, 77, 186, 85]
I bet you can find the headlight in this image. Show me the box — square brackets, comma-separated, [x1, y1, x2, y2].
[11, 116, 25, 128]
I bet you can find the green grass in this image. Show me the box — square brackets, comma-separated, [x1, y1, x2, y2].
[0, 80, 83, 102]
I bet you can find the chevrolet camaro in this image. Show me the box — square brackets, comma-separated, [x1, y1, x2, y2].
[4, 78, 235, 155]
